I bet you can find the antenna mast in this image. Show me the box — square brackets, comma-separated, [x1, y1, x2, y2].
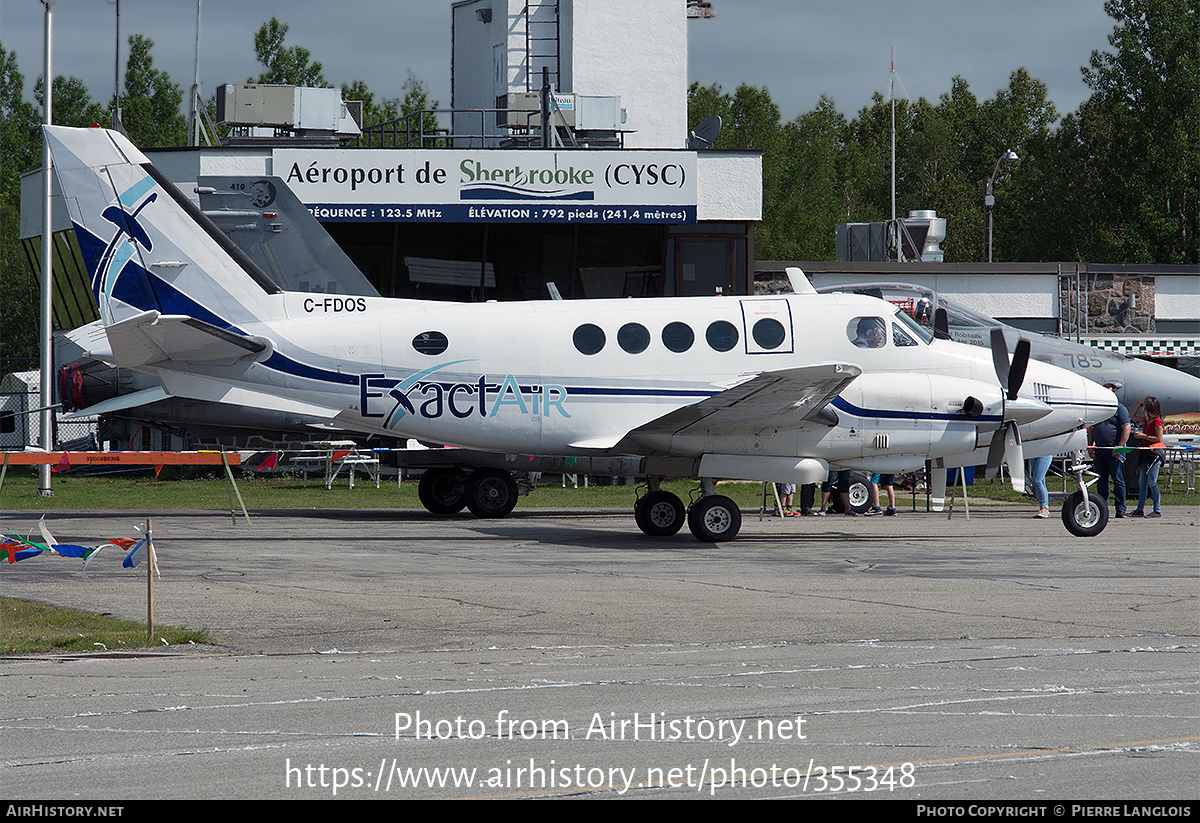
[890, 48, 897, 261]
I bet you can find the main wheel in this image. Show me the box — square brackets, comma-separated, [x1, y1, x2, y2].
[464, 468, 519, 518]
[846, 472, 871, 513]
[687, 495, 742, 542]
[417, 468, 467, 515]
[1061, 490, 1108, 537]
[635, 491, 686, 536]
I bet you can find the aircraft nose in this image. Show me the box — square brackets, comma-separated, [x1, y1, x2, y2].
[1082, 378, 1118, 426]
[1118, 360, 1200, 417]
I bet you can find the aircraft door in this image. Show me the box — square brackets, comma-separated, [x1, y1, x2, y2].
[739, 299, 794, 355]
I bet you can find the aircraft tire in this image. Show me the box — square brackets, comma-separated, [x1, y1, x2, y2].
[464, 468, 519, 518]
[831, 471, 871, 514]
[1061, 490, 1108, 537]
[635, 491, 686, 537]
[687, 495, 742, 542]
[417, 468, 467, 515]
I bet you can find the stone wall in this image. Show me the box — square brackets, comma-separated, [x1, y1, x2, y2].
[1060, 273, 1155, 336]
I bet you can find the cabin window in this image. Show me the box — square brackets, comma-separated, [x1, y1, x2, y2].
[752, 317, 786, 350]
[617, 322, 651, 354]
[661, 321, 694, 353]
[706, 320, 739, 352]
[848, 317, 886, 349]
[412, 331, 449, 355]
[573, 323, 606, 355]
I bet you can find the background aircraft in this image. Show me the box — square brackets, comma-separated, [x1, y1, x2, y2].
[816, 282, 1199, 418]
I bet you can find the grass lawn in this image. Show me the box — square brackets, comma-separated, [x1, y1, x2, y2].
[1, 597, 213, 654]
[0, 467, 1193, 511]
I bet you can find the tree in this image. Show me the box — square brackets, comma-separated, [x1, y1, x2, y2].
[775, 96, 848, 259]
[253, 18, 329, 87]
[686, 82, 795, 258]
[34, 76, 108, 131]
[340, 79, 398, 131]
[120, 35, 186, 147]
[0, 46, 39, 209]
[1078, 0, 1199, 263]
[0, 46, 40, 364]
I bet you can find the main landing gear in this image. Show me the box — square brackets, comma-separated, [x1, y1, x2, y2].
[634, 479, 742, 542]
[419, 467, 745, 542]
[417, 467, 519, 519]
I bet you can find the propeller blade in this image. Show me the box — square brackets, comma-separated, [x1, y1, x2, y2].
[985, 427, 1005, 479]
[933, 307, 951, 340]
[1008, 339, 1031, 401]
[929, 466, 947, 512]
[1004, 422, 1025, 493]
[990, 328, 1011, 392]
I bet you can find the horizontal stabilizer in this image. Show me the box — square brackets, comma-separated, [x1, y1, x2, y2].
[155, 370, 342, 421]
[105, 311, 269, 369]
[62, 386, 170, 419]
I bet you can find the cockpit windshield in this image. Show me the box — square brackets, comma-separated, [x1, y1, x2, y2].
[817, 282, 1000, 338]
[893, 308, 934, 344]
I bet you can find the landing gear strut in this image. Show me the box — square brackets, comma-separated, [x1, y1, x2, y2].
[1061, 450, 1108, 537]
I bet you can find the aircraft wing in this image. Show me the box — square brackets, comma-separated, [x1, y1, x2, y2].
[104, 310, 270, 369]
[630, 363, 861, 440]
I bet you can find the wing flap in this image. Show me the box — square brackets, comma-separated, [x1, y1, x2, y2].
[631, 363, 861, 440]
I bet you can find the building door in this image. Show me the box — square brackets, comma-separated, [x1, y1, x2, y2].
[674, 238, 734, 297]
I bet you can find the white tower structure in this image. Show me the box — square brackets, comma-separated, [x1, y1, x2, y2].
[452, 0, 689, 149]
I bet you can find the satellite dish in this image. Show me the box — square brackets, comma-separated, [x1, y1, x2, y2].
[687, 115, 722, 149]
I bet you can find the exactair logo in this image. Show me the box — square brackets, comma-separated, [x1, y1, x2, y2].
[359, 365, 570, 428]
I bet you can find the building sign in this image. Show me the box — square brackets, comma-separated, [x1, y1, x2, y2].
[272, 149, 696, 224]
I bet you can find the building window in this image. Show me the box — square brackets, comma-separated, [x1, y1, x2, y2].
[412, 331, 449, 355]
[573, 323, 606, 355]
[706, 320, 739, 352]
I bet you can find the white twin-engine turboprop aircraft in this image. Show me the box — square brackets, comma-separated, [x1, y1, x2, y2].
[46, 126, 1118, 541]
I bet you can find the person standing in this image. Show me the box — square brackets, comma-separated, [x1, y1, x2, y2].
[1088, 382, 1131, 518]
[866, 473, 896, 516]
[1029, 455, 1053, 518]
[1130, 396, 1165, 518]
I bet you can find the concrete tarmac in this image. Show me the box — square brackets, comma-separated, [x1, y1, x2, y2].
[2, 502, 1197, 800]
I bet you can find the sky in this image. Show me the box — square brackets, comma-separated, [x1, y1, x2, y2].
[2, 1, 1118, 127]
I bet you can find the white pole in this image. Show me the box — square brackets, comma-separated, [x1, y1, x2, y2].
[189, 0, 202, 146]
[38, 1, 54, 498]
[890, 48, 897, 262]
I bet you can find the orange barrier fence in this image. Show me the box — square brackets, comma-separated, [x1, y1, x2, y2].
[0, 451, 249, 524]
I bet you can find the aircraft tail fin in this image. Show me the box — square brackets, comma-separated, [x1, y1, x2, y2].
[45, 126, 283, 330]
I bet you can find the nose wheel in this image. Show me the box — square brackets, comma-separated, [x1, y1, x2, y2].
[1062, 489, 1108, 537]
